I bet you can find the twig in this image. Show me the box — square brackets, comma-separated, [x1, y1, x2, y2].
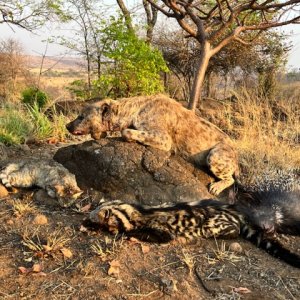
[194, 266, 216, 295]
[278, 275, 296, 300]
[127, 289, 159, 297]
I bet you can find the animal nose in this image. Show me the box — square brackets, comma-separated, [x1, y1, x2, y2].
[66, 122, 72, 131]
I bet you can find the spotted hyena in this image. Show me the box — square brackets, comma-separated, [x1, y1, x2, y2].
[0, 159, 82, 207]
[66, 94, 239, 195]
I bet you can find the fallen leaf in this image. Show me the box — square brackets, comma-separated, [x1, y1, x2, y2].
[60, 247, 73, 258]
[32, 263, 43, 273]
[18, 266, 30, 274]
[108, 259, 121, 276]
[232, 286, 252, 294]
[0, 184, 8, 198]
[80, 203, 92, 212]
[32, 272, 47, 277]
[47, 137, 59, 144]
[141, 244, 150, 254]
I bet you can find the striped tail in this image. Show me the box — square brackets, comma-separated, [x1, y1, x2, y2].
[241, 225, 300, 268]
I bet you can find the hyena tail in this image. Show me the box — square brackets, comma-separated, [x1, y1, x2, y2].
[240, 224, 300, 268]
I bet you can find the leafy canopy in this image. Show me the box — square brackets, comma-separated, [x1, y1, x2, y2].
[94, 17, 168, 98]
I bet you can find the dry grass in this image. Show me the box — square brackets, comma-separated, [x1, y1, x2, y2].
[213, 88, 300, 184]
[22, 228, 71, 253]
[207, 240, 243, 265]
[12, 199, 37, 216]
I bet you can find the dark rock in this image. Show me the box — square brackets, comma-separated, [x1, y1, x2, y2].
[54, 139, 217, 206]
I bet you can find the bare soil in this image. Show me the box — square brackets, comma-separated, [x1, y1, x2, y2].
[0, 142, 299, 300]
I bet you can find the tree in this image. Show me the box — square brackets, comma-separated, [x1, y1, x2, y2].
[0, 0, 64, 31]
[94, 17, 168, 98]
[0, 38, 25, 97]
[0, 38, 24, 82]
[155, 27, 289, 100]
[116, 0, 158, 43]
[147, 0, 300, 110]
[53, 0, 108, 95]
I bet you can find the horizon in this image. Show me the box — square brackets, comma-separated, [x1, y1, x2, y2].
[1, 20, 300, 71]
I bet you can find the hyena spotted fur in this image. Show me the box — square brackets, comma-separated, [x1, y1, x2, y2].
[67, 94, 239, 195]
[88, 199, 300, 268]
[0, 159, 82, 207]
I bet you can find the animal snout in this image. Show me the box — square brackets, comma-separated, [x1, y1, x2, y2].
[66, 120, 78, 133]
[66, 122, 72, 132]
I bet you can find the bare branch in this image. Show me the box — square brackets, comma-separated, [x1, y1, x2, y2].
[116, 0, 134, 32]
[146, 0, 176, 17]
[143, 0, 158, 42]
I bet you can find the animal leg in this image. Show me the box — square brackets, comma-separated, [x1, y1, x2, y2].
[122, 128, 172, 151]
[206, 143, 239, 195]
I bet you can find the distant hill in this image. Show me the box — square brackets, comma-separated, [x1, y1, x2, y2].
[24, 55, 83, 71]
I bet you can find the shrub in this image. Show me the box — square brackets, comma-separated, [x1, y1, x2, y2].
[21, 87, 48, 109]
[94, 17, 168, 98]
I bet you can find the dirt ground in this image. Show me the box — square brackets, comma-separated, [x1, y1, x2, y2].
[0, 142, 299, 300]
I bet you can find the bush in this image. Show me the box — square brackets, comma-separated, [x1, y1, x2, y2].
[0, 106, 33, 145]
[66, 79, 90, 100]
[94, 17, 168, 98]
[21, 87, 48, 109]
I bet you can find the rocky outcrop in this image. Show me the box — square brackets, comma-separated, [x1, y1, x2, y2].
[54, 139, 218, 206]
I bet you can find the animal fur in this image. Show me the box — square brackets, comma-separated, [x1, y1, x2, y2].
[66, 94, 239, 195]
[0, 159, 82, 207]
[88, 199, 300, 268]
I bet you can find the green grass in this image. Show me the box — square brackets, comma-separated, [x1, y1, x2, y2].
[0, 102, 70, 145]
[0, 105, 33, 144]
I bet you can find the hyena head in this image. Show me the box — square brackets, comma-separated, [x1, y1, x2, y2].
[46, 175, 83, 208]
[66, 99, 116, 140]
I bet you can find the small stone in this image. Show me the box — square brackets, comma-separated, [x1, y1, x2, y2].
[0, 184, 9, 198]
[229, 242, 243, 253]
[33, 214, 48, 225]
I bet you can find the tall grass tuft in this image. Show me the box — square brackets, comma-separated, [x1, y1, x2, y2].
[0, 102, 70, 145]
[216, 88, 300, 184]
[47, 107, 69, 142]
[0, 105, 33, 145]
[27, 103, 53, 141]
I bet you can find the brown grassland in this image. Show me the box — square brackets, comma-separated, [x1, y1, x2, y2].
[0, 72, 299, 299]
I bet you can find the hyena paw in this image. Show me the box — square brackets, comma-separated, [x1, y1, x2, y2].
[209, 179, 234, 196]
[122, 129, 133, 141]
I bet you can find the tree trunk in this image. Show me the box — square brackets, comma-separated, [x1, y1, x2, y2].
[116, 0, 134, 33]
[205, 70, 212, 98]
[188, 41, 211, 111]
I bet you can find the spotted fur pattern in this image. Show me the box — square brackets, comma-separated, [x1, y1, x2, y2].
[89, 199, 300, 268]
[66, 94, 239, 195]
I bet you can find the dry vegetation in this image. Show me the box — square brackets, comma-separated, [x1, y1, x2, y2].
[199, 84, 300, 185]
[0, 65, 300, 299]
[0, 178, 299, 299]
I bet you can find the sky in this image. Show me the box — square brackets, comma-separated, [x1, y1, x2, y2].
[1, 12, 300, 70]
